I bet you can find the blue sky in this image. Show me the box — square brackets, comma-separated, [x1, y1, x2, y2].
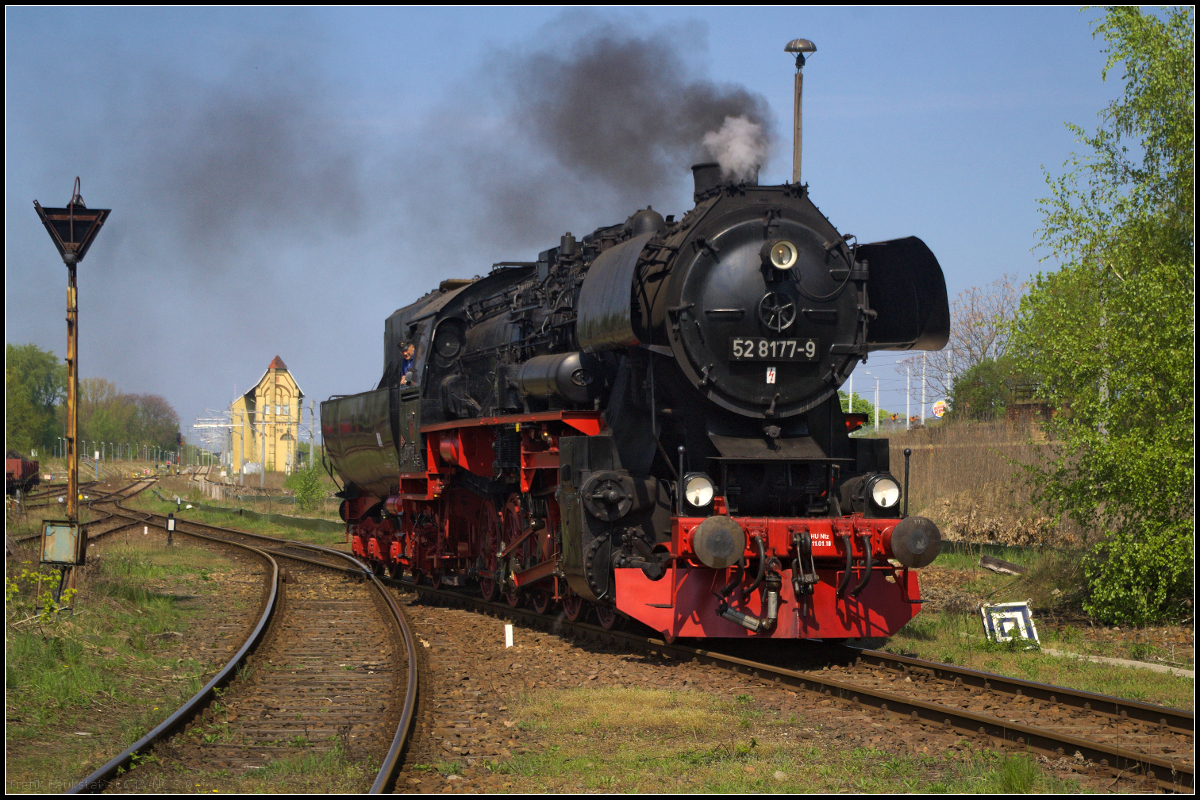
[5, 7, 1119, 445]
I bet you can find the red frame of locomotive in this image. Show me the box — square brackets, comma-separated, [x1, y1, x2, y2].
[344, 410, 922, 640]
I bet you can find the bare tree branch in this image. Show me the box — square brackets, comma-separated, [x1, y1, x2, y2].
[922, 274, 1023, 398]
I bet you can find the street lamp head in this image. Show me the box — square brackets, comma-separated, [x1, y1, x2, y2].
[784, 38, 817, 69]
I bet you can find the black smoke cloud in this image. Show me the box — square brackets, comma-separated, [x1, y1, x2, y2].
[86, 14, 774, 275]
[115, 49, 365, 267]
[398, 16, 776, 255]
[505, 21, 774, 196]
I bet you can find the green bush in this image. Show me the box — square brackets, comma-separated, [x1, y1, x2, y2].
[947, 356, 1024, 421]
[286, 466, 324, 513]
[1082, 520, 1194, 625]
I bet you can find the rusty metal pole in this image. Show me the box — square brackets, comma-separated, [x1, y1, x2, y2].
[34, 181, 109, 600]
[66, 258, 79, 579]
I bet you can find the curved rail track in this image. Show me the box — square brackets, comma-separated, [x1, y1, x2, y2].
[65, 497, 419, 794]
[398, 578, 1194, 793]
[12, 479, 155, 545]
[17, 479, 99, 505]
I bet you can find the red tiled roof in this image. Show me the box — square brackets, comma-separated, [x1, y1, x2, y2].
[268, 355, 288, 371]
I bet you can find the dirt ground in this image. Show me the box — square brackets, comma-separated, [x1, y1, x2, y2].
[390, 598, 1128, 794]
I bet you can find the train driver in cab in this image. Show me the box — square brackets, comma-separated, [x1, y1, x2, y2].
[399, 342, 416, 386]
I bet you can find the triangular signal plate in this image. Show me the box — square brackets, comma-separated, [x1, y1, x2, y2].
[33, 201, 111, 262]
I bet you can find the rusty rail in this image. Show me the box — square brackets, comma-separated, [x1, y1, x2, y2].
[91, 501, 420, 793]
[67, 535, 280, 793]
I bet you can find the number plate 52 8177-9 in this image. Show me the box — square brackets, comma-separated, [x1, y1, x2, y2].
[729, 337, 819, 361]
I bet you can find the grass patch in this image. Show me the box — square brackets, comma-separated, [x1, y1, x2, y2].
[497, 685, 1081, 793]
[922, 546, 1090, 616]
[886, 608, 1194, 710]
[933, 541, 1046, 571]
[163, 469, 342, 521]
[249, 739, 376, 785]
[126, 491, 346, 548]
[5, 543, 237, 793]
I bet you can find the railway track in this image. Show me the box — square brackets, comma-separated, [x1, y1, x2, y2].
[77, 495, 1192, 792]
[65, 499, 419, 794]
[16, 479, 102, 509]
[12, 479, 156, 545]
[395, 579, 1194, 793]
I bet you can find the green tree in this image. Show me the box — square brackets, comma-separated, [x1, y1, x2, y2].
[1012, 7, 1194, 624]
[72, 379, 181, 455]
[5, 343, 66, 454]
[948, 356, 1023, 421]
[838, 390, 893, 433]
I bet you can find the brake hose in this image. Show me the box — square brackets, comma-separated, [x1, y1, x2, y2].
[742, 536, 767, 598]
[851, 532, 875, 597]
[836, 534, 854, 596]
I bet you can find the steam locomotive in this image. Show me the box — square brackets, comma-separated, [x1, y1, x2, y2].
[322, 162, 949, 640]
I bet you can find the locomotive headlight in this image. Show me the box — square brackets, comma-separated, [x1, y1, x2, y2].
[767, 240, 799, 270]
[868, 475, 901, 509]
[683, 473, 715, 510]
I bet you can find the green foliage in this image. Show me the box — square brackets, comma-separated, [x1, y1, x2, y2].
[1013, 7, 1195, 624]
[5, 343, 66, 453]
[947, 356, 1027, 421]
[1085, 518, 1193, 626]
[5, 563, 77, 628]
[286, 465, 325, 513]
[76, 377, 181, 452]
[3, 344, 180, 456]
[991, 754, 1040, 794]
[837, 390, 892, 426]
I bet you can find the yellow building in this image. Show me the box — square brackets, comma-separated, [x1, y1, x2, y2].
[230, 356, 304, 475]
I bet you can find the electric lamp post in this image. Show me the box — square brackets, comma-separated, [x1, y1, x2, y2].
[784, 38, 817, 185]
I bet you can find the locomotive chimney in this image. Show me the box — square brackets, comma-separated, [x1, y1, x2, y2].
[784, 38, 817, 185]
[692, 162, 759, 201]
[691, 162, 722, 201]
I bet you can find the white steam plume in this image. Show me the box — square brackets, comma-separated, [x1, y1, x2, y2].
[702, 115, 769, 182]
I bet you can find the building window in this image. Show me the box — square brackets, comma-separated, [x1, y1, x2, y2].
[283, 404, 290, 417]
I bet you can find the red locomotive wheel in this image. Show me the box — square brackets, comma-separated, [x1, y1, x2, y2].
[478, 500, 501, 602]
[530, 586, 552, 615]
[594, 604, 620, 630]
[500, 494, 531, 609]
[561, 586, 584, 622]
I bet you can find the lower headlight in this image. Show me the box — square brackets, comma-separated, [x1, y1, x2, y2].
[683, 473, 715, 509]
[868, 475, 901, 509]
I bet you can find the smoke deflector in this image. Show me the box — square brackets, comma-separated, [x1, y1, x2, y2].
[859, 237, 950, 351]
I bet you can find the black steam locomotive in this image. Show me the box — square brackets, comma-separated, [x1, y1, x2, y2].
[323, 162, 948, 640]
